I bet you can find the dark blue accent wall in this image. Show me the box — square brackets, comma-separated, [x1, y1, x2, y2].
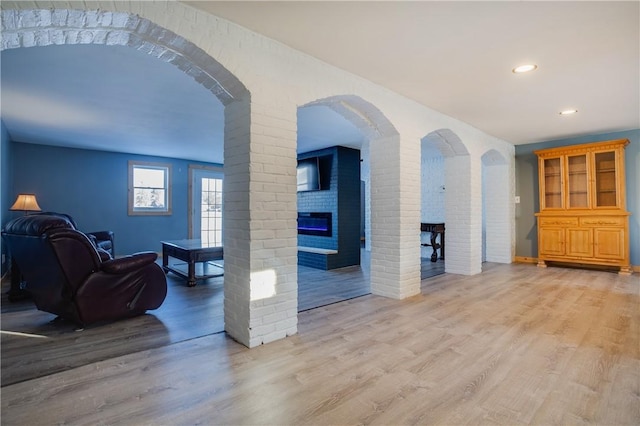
[297, 146, 361, 269]
[6, 141, 221, 256]
[1, 121, 12, 273]
[515, 129, 640, 265]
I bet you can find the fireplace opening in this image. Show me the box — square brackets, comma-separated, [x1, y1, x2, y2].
[298, 212, 332, 237]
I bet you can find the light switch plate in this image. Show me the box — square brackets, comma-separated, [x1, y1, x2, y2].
[515, 196, 521, 204]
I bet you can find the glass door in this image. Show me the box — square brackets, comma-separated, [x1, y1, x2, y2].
[566, 154, 588, 208]
[190, 167, 224, 246]
[542, 157, 563, 209]
[594, 151, 617, 207]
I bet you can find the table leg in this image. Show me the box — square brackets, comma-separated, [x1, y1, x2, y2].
[162, 248, 169, 273]
[430, 232, 438, 262]
[187, 261, 196, 287]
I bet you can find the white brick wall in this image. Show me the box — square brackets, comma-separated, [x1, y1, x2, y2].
[1, 2, 517, 347]
[224, 97, 298, 347]
[482, 150, 513, 263]
[444, 155, 483, 275]
[370, 133, 421, 299]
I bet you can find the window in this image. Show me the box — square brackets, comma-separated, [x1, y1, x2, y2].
[128, 161, 172, 215]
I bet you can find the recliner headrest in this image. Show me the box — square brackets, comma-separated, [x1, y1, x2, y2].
[3, 214, 75, 236]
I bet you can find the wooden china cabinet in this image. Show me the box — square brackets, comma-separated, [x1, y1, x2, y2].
[535, 139, 631, 275]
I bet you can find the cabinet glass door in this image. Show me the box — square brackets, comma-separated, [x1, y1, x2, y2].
[594, 151, 617, 207]
[543, 157, 562, 209]
[567, 154, 588, 208]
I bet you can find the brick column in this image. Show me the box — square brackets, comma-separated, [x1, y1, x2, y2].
[223, 97, 298, 347]
[484, 163, 513, 263]
[369, 134, 421, 299]
[444, 155, 483, 275]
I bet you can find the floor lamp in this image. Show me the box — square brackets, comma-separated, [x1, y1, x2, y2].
[7, 193, 42, 301]
[9, 193, 42, 215]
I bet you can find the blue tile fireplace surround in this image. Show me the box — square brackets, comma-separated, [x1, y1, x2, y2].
[297, 146, 361, 270]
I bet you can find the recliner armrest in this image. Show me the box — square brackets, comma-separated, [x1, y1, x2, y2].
[101, 251, 158, 274]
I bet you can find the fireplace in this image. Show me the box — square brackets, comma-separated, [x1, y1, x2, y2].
[297, 212, 332, 237]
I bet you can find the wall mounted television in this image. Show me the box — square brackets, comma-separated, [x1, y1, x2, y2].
[297, 157, 321, 191]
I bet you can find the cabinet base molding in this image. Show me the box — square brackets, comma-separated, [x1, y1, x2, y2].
[537, 259, 631, 275]
[516, 256, 637, 275]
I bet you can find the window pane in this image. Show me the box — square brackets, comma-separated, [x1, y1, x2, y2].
[567, 155, 588, 208]
[200, 177, 223, 246]
[133, 167, 165, 188]
[134, 188, 166, 208]
[543, 158, 562, 208]
[595, 151, 617, 207]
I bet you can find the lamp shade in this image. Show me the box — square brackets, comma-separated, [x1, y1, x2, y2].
[10, 194, 42, 212]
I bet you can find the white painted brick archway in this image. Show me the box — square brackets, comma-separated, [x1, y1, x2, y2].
[1, 2, 516, 348]
[0, 7, 300, 347]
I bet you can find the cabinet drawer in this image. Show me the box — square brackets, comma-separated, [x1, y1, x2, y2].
[538, 217, 578, 227]
[579, 216, 625, 227]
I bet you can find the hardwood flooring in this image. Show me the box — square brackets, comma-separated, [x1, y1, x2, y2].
[3, 262, 637, 425]
[0, 269, 224, 387]
[0, 251, 442, 386]
[0, 252, 377, 385]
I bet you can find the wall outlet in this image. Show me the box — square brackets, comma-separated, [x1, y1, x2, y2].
[515, 196, 521, 204]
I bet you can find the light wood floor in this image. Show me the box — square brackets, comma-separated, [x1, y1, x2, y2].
[2, 263, 638, 425]
[1, 252, 442, 386]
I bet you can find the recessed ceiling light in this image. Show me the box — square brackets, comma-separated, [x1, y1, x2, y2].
[512, 64, 538, 73]
[559, 109, 578, 115]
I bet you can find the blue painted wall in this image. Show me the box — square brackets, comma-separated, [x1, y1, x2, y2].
[515, 129, 639, 266]
[1, 121, 12, 273]
[6, 141, 221, 256]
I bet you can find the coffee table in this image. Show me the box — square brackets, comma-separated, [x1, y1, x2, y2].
[161, 239, 223, 287]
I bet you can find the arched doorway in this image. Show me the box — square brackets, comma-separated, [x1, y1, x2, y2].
[300, 95, 423, 299]
[1, 7, 260, 344]
[422, 129, 482, 275]
[420, 142, 446, 278]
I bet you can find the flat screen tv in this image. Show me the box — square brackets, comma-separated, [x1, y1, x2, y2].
[297, 157, 321, 191]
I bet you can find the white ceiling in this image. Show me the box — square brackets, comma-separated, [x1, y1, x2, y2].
[1, 1, 638, 164]
[188, 1, 639, 145]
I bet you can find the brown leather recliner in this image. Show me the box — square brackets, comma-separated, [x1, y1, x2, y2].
[2, 214, 167, 327]
[34, 212, 115, 258]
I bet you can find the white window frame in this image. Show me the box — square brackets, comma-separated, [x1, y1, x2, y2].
[128, 161, 172, 216]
